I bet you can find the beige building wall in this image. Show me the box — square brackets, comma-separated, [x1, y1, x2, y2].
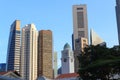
[73, 4, 88, 72]
[73, 4, 88, 50]
[20, 24, 38, 80]
[90, 29, 104, 46]
[38, 30, 53, 79]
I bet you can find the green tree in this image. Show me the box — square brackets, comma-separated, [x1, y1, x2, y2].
[78, 45, 120, 80]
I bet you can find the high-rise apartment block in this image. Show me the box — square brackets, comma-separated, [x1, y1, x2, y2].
[61, 43, 74, 74]
[116, 0, 120, 45]
[72, 4, 88, 72]
[38, 30, 53, 79]
[20, 24, 38, 80]
[6, 20, 21, 73]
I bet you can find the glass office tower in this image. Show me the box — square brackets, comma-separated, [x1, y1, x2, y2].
[6, 20, 21, 73]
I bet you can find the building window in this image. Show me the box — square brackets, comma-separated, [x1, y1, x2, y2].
[76, 39, 80, 43]
[78, 31, 85, 37]
[16, 31, 20, 34]
[77, 8, 83, 10]
[64, 58, 67, 62]
[83, 40, 86, 42]
[77, 12, 84, 28]
[83, 43, 87, 48]
[71, 59, 73, 62]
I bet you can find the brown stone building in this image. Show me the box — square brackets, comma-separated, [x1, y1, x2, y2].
[38, 30, 53, 79]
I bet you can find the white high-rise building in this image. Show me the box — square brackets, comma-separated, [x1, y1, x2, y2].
[20, 24, 38, 80]
[61, 43, 74, 74]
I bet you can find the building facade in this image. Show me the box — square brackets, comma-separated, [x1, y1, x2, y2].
[72, 4, 88, 50]
[61, 43, 74, 74]
[53, 52, 58, 78]
[20, 24, 38, 80]
[116, 0, 120, 45]
[0, 63, 6, 72]
[90, 29, 104, 46]
[72, 5, 88, 72]
[74, 37, 88, 72]
[38, 30, 53, 79]
[6, 20, 21, 73]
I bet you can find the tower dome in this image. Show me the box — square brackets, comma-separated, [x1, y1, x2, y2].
[64, 43, 71, 50]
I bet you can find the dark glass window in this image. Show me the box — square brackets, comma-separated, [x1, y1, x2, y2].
[78, 31, 85, 37]
[16, 31, 20, 34]
[77, 12, 84, 28]
[75, 39, 80, 43]
[77, 8, 83, 10]
[64, 58, 67, 62]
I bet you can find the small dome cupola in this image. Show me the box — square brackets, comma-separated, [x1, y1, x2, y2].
[64, 43, 71, 50]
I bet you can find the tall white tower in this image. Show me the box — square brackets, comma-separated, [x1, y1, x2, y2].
[61, 43, 74, 74]
[20, 24, 38, 80]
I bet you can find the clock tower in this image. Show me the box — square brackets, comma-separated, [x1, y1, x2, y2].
[61, 43, 74, 74]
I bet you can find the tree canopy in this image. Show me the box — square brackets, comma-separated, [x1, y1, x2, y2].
[78, 45, 120, 80]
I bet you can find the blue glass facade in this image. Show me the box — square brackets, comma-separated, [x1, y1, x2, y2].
[7, 20, 21, 73]
[0, 63, 6, 72]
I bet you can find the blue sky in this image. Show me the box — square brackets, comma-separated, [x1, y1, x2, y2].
[0, 0, 118, 67]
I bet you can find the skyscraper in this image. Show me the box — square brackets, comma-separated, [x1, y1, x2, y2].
[6, 20, 21, 73]
[72, 4, 88, 50]
[61, 43, 74, 74]
[38, 30, 53, 79]
[72, 5, 88, 72]
[116, 0, 120, 44]
[20, 24, 38, 80]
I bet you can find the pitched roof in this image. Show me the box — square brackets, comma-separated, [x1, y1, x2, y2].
[0, 71, 20, 76]
[0, 72, 8, 75]
[56, 73, 79, 79]
[0, 71, 21, 80]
